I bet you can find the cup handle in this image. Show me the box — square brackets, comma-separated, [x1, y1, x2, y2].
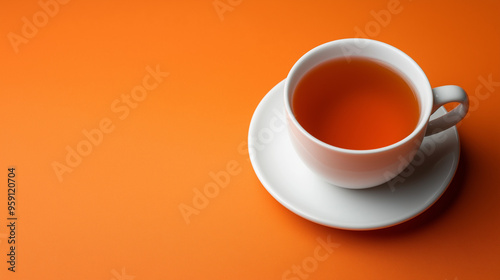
[425, 85, 469, 136]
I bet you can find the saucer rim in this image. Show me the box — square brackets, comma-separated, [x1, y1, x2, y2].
[248, 79, 460, 230]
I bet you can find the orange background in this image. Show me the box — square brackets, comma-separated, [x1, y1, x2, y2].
[1, 0, 499, 279]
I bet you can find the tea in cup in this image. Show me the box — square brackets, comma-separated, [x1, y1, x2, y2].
[284, 39, 469, 189]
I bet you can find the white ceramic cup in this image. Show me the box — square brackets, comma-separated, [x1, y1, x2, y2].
[284, 39, 469, 189]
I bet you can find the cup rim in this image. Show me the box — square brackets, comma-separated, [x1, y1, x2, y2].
[284, 38, 433, 155]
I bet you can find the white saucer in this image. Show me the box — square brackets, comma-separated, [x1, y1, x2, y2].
[248, 80, 460, 230]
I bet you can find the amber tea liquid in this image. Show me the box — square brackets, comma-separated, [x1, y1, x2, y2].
[292, 57, 420, 150]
